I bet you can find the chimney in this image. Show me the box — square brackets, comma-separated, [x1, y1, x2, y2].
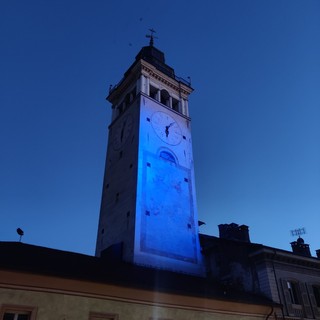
[218, 223, 251, 242]
[316, 249, 320, 259]
[291, 237, 311, 257]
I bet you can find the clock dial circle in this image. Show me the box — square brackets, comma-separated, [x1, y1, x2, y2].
[112, 113, 133, 150]
[151, 111, 182, 145]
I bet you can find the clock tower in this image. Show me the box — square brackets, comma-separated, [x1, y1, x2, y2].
[96, 36, 204, 276]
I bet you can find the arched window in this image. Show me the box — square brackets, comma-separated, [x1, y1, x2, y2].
[172, 97, 179, 112]
[160, 89, 170, 107]
[149, 85, 158, 100]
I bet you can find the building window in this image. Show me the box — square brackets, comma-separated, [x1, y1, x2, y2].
[287, 281, 300, 304]
[1, 305, 36, 320]
[89, 312, 118, 320]
[149, 85, 158, 100]
[3, 314, 30, 320]
[313, 286, 320, 307]
[160, 89, 170, 107]
[172, 97, 179, 112]
[131, 87, 136, 100]
[124, 93, 131, 108]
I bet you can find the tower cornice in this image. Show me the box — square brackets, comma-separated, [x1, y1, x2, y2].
[140, 60, 193, 97]
[107, 59, 193, 105]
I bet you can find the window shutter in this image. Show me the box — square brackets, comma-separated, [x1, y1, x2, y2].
[307, 284, 320, 319]
[300, 282, 313, 318]
[281, 279, 294, 316]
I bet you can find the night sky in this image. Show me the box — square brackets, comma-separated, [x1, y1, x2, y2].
[1, 0, 319, 255]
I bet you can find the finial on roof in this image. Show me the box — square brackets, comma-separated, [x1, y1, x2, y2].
[16, 228, 24, 242]
[146, 28, 158, 47]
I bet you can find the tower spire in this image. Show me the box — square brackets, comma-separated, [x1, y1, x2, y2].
[146, 28, 157, 47]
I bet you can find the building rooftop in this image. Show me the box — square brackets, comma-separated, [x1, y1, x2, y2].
[0, 241, 275, 307]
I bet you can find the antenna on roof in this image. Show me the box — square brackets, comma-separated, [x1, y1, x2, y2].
[16, 228, 24, 242]
[290, 227, 306, 238]
[146, 28, 158, 47]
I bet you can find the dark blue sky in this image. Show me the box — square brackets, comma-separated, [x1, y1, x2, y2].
[1, 0, 319, 255]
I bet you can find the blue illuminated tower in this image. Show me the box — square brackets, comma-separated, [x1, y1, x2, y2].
[96, 38, 204, 276]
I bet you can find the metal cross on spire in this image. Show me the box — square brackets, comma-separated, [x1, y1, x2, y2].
[146, 28, 158, 47]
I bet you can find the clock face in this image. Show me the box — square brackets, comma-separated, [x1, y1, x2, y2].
[151, 111, 182, 145]
[112, 113, 133, 150]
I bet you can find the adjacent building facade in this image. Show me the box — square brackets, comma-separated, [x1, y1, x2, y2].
[201, 223, 320, 319]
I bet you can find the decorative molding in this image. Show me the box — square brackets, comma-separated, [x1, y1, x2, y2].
[141, 63, 191, 97]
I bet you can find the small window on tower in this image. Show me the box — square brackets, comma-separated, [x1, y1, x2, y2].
[125, 93, 131, 108]
[131, 87, 136, 100]
[117, 105, 123, 116]
[172, 98, 179, 112]
[160, 89, 170, 107]
[149, 85, 158, 100]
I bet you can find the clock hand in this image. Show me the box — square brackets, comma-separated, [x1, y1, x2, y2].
[165, 125, 170, 137]
[165, 122, 175, 137]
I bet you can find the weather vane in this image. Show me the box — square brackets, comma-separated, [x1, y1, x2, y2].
[290, 227, 306, 238]
[146, 28, 158, 47]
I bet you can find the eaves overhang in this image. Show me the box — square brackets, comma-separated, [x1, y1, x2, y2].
[249, 247, 320, 269]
